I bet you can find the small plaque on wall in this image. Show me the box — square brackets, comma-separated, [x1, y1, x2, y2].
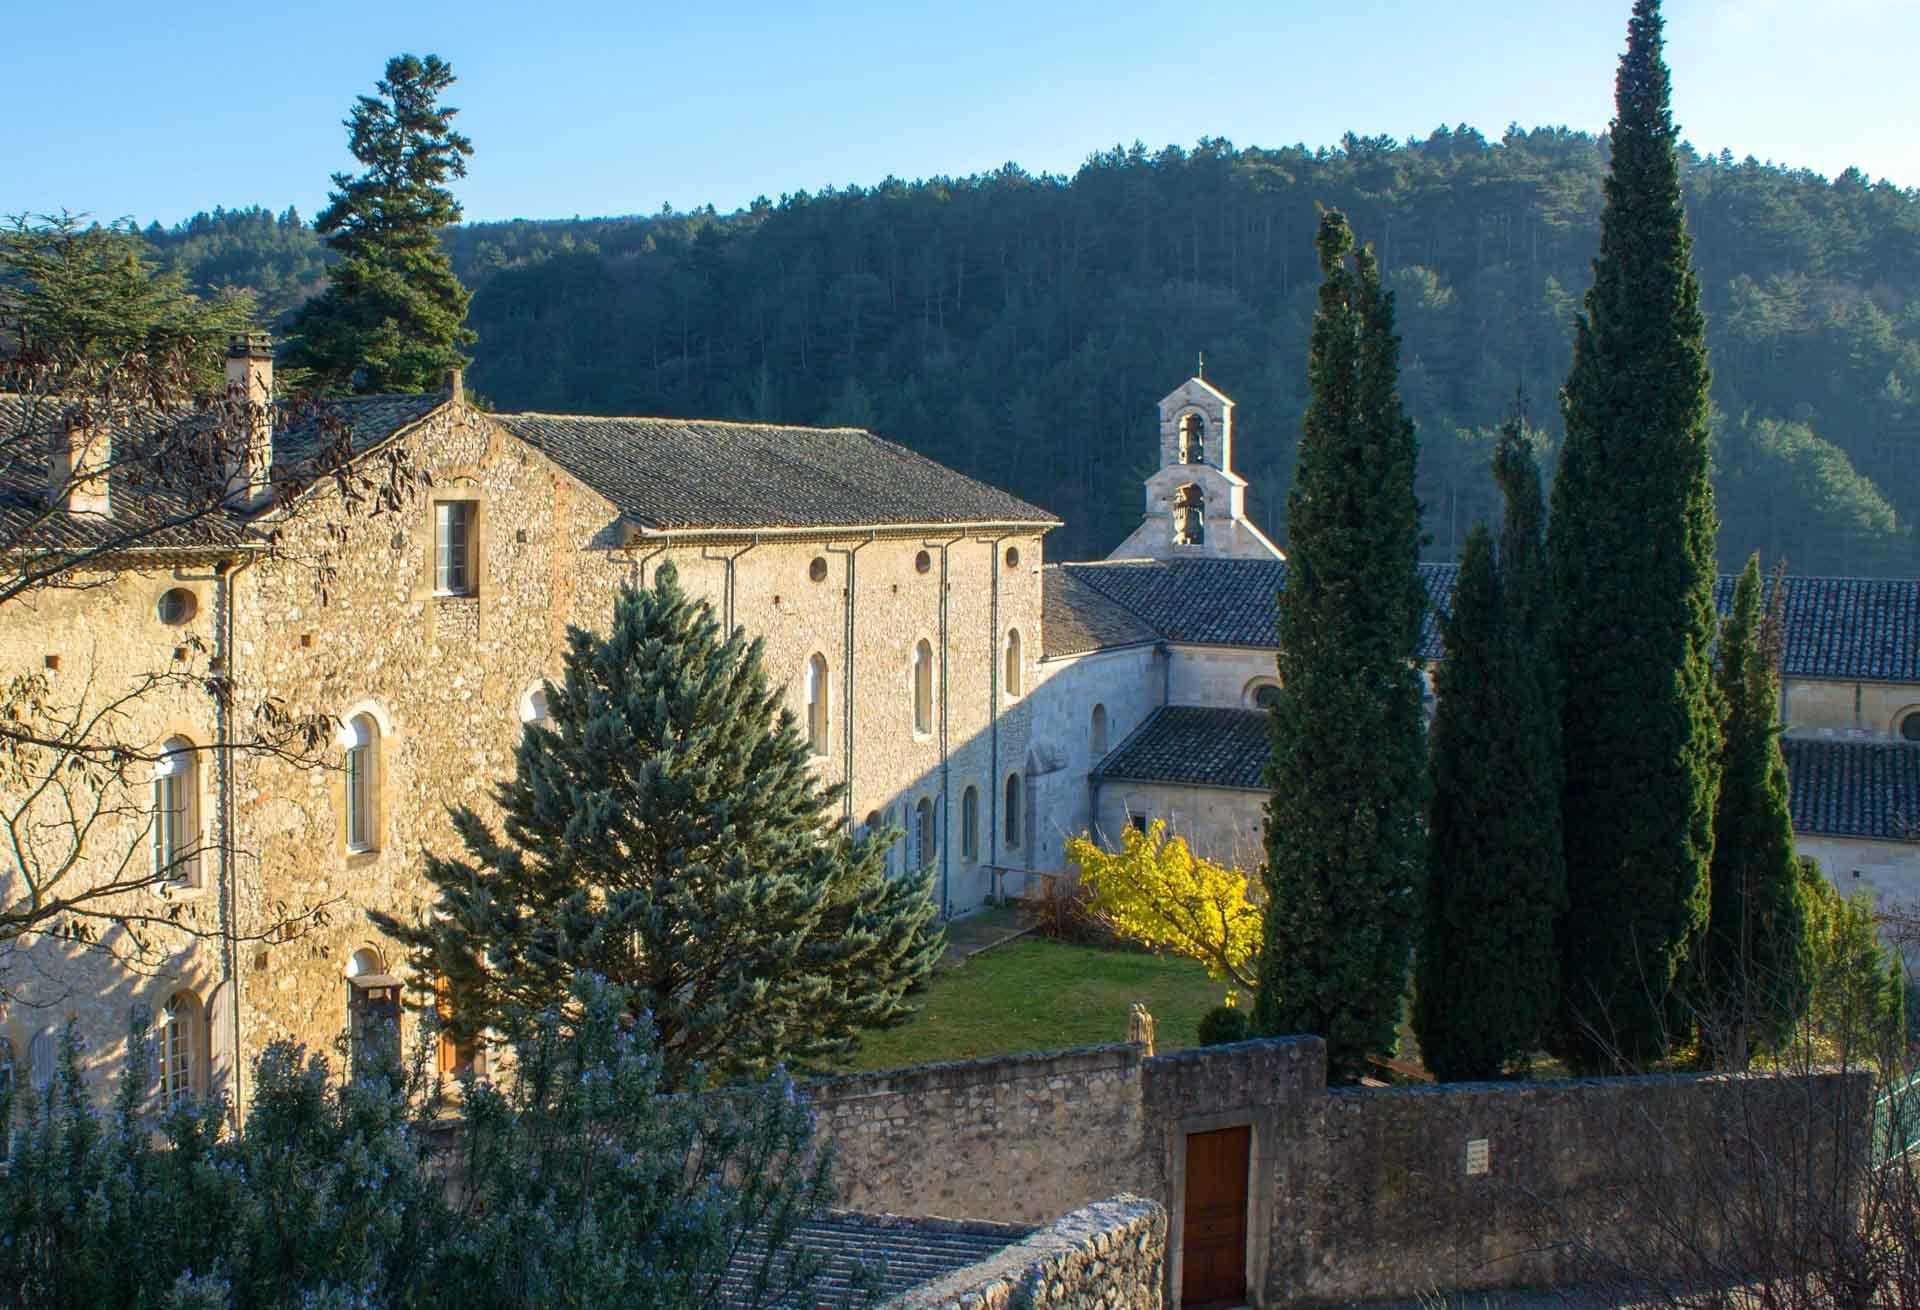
[1465, 1137, 1491, 1176]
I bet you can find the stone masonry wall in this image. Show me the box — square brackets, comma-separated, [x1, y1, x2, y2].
[887, 1196, 1167, 1310]
[808, 1044, 1152, 1225]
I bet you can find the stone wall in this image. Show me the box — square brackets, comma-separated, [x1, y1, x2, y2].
[887, 1196, 1167, 1310]
[1165, 645, 1277, 709]
[1025, 643, 1163, 886]
[1784, 676, 1920, 737]
[1093, 778, 1266, 872]
[810, 1044, 1153, 1225]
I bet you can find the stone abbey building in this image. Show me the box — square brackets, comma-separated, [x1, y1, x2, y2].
[3, 350, 1917, 1114]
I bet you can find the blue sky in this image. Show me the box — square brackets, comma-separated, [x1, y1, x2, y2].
[7, 0, 1915, 228]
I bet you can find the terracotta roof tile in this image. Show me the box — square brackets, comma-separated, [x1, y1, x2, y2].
[1784, 737, 1920, 841]
[1093, 705, 1272, 791]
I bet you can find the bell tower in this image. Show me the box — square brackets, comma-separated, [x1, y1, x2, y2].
[1107, 372, 1283, 561]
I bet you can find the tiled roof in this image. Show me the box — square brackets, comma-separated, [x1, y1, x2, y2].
[0, 392, 447, 557]
[1041, 566, 1160, 658]
[1714, 575, 1920, 684]
[718, 1211, 1031, 1309]
[1784, 737, 1920, 841]
[1061, 558, 1456, 659]
[1093, 705, 1272, 791]
[497, 413, 1059, 533]
[1063, 558, 1919, 683]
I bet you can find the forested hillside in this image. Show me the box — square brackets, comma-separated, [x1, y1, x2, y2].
[145, 128, 1920, 568]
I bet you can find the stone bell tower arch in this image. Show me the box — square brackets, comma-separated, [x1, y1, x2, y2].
[1108, 372, 1284, 561]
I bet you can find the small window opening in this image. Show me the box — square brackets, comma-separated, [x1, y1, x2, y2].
[157, 992, 201, 1107]
[434, 501, 474, 595]
[1091, 704, 1109, 757]
[1174, 483, 1206, 546]
[915, 549, 932, 574]
[1004, 545, 1021, 571]
[961, 786, 979, 862]
[805, 654, 830, 756]
[153, 737, 200, 887]
[1004, 773, 1023, 848]
[809, 556, 828, 583]
[1004, 629, 1023, 698]
[914, 797, 936, 870]
[157, 588, 197, 625]
[339, 714, 379, 852]
[912, 640, 934, 735]
[1902, 711, 1920, 743]
[1179, 412, 1207, 464]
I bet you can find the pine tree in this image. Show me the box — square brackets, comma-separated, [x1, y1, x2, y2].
[1414, 423, 1566, 1080]
[1254, 210, 1429, 1083]
[1548, 0, 1721, 1072]
[374, 563, 944, 1089]
[1693, 557, 1812, 1069]
[286, 54, 477, 393]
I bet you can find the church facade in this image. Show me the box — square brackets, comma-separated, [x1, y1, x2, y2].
[3, 358, 1917, 1112]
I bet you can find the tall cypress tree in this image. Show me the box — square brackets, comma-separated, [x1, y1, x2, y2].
[1415, 423, 1566, 1081]
[1548, 0, 1721, 1072]
[374, 563, 944, 1090]
[1693, 557, 1812, 1069]
[1255, 210, 1428, 1083]
[287, 54, 477, 394]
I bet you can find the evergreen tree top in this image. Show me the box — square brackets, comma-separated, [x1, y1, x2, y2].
[318, 54, 473, 259]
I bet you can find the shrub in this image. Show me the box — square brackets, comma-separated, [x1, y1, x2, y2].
[1197, 1003, 1250, 1047]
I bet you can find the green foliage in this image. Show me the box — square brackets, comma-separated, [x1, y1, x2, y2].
[1548, 0, 1723, 1073]
[0, 213, 256, 388]
[1415, 422, 1566, 1080]
[0, 979, 863, 1309]
[286, 54, 476, 393]
[1799, 859, 1907, 1063]
[375, 562, 944, 1090]
[1255, 209, 1429, 1083]
[1197, 1003, 1250, 1047]
[1692, 556, 1812, 1069]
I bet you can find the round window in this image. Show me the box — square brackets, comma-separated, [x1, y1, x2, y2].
[1902, 712, 1920, 743]
[915, 550, 932, 575]
[809, 556, 828, 583]
[1255, 684, 1282, 710]
[1004, 546, 1021, 571]
[156, 588, 197, 626]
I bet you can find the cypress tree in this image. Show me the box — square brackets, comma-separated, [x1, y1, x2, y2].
[1548, 0, 1721, 1072]
[287, 54, 477, 393]
[1414, 423, 1566, 1081]
[374, 563, 944, 1089]
[1255, 210, 1428, 1083]
[1693, 557, 1812, 1068]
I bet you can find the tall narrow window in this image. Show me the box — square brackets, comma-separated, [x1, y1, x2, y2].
[1004, 629, 1023, 698]
[1174, 483, 1206, 546]
[340, 714, 379, 852]
[961, 786, 979, 862]
[806, 654, 830, 756]
[153, 738, 199, 887]
[157, 992, 199, 1107]
[914, 797, 936, 870]
[28, 1027, 55, 1092]
[436, 977, 478, 1077]
[434, 501, 474, 594]
[1179, 412, 1206, 464]
[1090, 704, 1109, 757]
[912, 640, 934, 734]
[347, 950, 400, 1074]
[1005, 773, 1023, 849]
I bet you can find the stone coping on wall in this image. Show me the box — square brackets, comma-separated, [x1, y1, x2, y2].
[809, 1041, 1144, 1101]
[1321, 1064, 1868, 1099]
[882, 1194, 1168, 1309]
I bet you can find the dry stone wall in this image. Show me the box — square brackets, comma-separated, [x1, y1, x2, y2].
[886, 1196, 1167, 1310]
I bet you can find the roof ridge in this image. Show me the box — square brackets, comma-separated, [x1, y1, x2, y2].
[503, 411, 871, 435]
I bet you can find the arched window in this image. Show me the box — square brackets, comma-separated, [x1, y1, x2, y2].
[0, 1037, 14, 1101]
[1245, 678, 1282, 710]
[153, 737, 199, 887]
[519, 683, 551, 726]
[806, 654, 830, 756]
[207, 980, 234, 1103]
[1004, 773, 1023, 849]
[961, 786, 979, 862]
[28, 1026, 55, 1092]
[339, 714, 380, 852]
[1179, 412, 1207, 464]
[157, 991, 201, 1107]
[1090, 704, 1109, 758]
[1004, 629, 1023, 698]
[346, 949, 400, 1073]
[912, 640, 934, 735]
[1173, 483, 1206, 547]
[1902, 710, 1920, 742]
[915, 797, 936, 870]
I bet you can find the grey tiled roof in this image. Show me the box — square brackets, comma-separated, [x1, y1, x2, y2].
[1784, 737, 1920, 841]
[1093, 705, 1272, 791]
[1041, 565, 1160, 657]
[1064, 558, 1919, 683]
[497, 413, 1059, 532]
[0, 392, 447, 556]
[719, 1211, 1031, 1309]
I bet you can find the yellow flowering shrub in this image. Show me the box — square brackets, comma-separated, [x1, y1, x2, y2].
[1064, 821, 1262, 991]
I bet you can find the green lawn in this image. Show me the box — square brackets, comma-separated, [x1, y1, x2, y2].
[839, 937, 1232, 1073]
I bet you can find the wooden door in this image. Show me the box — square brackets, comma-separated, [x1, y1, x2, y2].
[1181, 1125, 1250, 1307]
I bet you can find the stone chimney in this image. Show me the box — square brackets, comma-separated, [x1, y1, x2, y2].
[446, 366, 464, 404]
[48, 410, 111, 516]
[223, 333, 274, 509]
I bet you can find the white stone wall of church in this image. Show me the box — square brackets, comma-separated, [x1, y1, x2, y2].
[1797, 835, 1920, 957]
[1093, 781, 1267, 874]
[1783, 678, 1920, 739]
[1166, 645, 1278, 708]
[1022, 645, 1164, 884]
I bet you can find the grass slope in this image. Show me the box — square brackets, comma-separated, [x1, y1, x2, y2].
[840, 937, 1228, 1073]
